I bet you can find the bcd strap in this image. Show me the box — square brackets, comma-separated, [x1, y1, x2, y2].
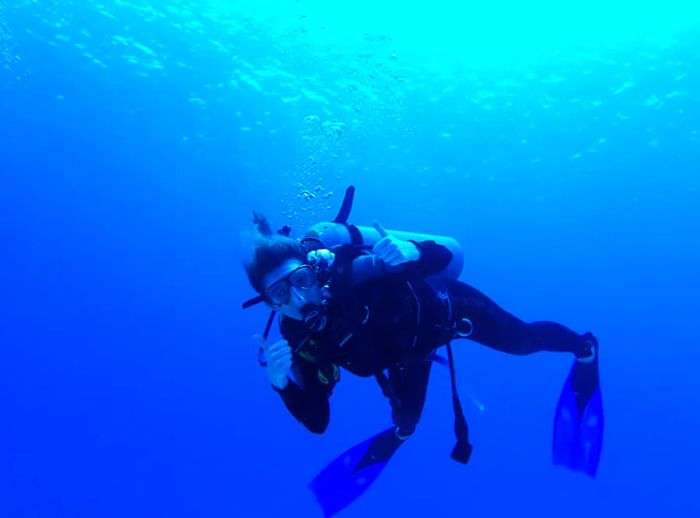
[446, 341, 473, 464]
[339, 222, 364, 247]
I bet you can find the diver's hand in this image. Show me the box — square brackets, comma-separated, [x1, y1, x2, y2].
[256, 335, 291, 390]
[372, 221, 420, 266]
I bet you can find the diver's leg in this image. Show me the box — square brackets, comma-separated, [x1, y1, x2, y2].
[387, 360, 433, 438]
[448, 281, 595, 359]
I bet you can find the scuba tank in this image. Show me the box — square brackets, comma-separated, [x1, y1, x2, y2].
[242, 185, 465, 311]
[301, 184, 463, 279]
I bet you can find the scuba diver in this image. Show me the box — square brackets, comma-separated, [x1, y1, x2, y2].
[242, 187, 603, 518]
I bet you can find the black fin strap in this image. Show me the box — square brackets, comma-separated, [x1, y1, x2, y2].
[446, 342, 473, 464]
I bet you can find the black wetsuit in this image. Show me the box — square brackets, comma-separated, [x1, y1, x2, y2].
[273, 241, 593, 436]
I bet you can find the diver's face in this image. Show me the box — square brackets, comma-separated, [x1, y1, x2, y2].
[262, 258, 322, 320]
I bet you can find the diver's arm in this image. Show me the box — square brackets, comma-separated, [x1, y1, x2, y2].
[272, 357, 336, 434]
[351, 240, 453, 285]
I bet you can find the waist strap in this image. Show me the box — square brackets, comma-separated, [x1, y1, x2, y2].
[446, 341, 473, 464]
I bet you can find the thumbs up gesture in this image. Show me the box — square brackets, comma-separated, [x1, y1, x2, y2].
[372, 221, 421, 266]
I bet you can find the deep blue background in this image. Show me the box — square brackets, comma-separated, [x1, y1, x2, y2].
[3, 2, 700, 517]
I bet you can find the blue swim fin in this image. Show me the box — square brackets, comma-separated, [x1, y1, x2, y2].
[309, 427, 405, 517]
[553, 355, 604, 477]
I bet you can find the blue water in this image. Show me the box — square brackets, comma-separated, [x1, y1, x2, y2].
[3, 1, 700, 517]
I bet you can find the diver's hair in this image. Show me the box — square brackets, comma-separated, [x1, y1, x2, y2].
[244, 212, 306, 295]
[252, 211, 273, 236]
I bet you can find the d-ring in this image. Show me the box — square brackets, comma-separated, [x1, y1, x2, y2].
[456, 317, 473, 337]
